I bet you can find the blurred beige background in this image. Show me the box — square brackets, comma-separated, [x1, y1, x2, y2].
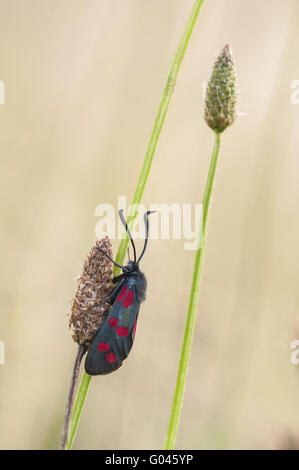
[0, 0, 299, 450]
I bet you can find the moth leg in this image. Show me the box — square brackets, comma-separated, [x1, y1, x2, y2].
[109, 278, 125, 304]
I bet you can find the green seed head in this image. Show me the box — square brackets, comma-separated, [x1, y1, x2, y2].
[204, 45, 237, 133]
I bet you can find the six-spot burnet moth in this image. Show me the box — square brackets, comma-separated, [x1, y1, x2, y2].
[84, 209, 154, 375]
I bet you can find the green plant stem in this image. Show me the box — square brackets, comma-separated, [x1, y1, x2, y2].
[114, 0, 205, 275]
[67, 373, 91, 449]
[165, 132, 221, 450]
[66, 0, 205, 450]
[61, 345, 86, 449]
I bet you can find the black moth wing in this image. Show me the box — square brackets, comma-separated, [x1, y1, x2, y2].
[85, 273, 146, 376]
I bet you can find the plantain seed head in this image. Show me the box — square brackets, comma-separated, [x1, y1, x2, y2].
[204, 44, 237, 133]
[69, 236, 113, 348]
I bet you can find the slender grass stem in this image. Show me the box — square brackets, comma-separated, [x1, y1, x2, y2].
[67, 373, 92, 449]
[66, 0, 205, 449]
[114, 0, 205, 275]
[60, 345, 86, 449]
[165, 132, 221, 450]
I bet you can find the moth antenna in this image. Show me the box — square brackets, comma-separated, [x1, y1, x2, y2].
[127, 247, 131, 262]
[119, 209, 137, 262]
[97, 248, 128, 272]
[137, 211, 155, 263]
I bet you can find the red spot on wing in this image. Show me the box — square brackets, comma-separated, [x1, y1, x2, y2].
[116, 326, 129, 337]
[106, 352, 117, 363]
[117, 285, 128, 303]
[123, 289, 134, 308]
[132, 321, 137, 338]
[97, 342, 110, 352]
[108, 317, 118, 328]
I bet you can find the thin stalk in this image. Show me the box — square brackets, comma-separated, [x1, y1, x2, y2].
[114, 0, 205, 274]
[60, 345, 86, 449]
[66, 0, 205, 450]
[165, 132, 221, 450]
[67, 373, 92, 449]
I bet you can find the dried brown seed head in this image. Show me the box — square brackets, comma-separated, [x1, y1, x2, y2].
[69, 236, 113, 348]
